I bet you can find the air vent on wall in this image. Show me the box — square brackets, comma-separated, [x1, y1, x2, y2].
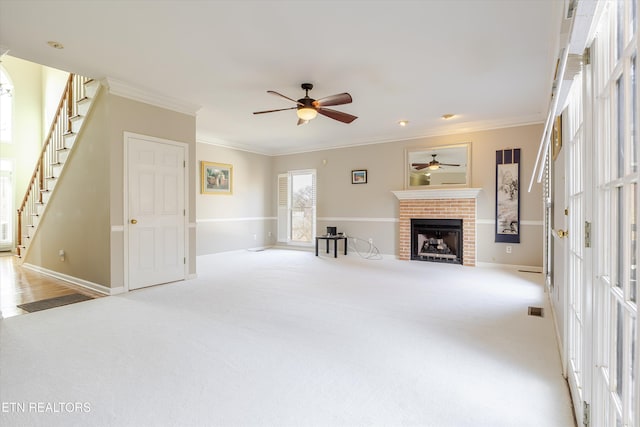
[528, 306, 544, 317]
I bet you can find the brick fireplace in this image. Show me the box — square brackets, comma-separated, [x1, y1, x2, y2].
[392, 188, 482, 266]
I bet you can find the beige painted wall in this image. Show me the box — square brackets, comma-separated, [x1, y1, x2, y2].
[196, 143, 273, 254]
[26, 88, 197, 289]
[271, 123, 544, 266]
[1, 57, 71, 250]
[1, 56, 43, 236]
[197, 123, 543, 267]
[41, 66, 69, 132]
[25, 88, 111, 285]
[108, 94, 197, 287]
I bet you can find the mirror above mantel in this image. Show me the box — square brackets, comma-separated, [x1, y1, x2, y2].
[405, 143, 471, 189]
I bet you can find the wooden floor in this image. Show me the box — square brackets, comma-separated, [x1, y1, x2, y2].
[0, 252, 104, 318]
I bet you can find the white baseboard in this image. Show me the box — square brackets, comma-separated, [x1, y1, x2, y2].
[22, 263, 115, 295]
[476, 261, 543, 272]
[546, 288, 566, 377]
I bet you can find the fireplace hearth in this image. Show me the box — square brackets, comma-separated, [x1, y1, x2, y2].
[411, 218, 463, 264]
[393, 188, 480, 266]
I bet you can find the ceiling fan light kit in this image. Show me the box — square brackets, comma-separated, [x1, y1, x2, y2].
[254, 83, 357, 125]
[297, 107, 317, 121]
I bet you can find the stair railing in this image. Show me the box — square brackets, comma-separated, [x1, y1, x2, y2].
[16, 73, 90, 257]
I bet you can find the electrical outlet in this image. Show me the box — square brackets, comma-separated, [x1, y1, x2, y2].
[368, 238, 373, 244]
[253, 234, 257, 241]
[268, 231, 272, 237]
[506, 246, 512, 254]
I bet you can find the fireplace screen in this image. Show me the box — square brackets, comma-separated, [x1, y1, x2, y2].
[411, 218, 463, 264]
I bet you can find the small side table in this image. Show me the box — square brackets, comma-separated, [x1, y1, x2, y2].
[315, 236, 348, 258]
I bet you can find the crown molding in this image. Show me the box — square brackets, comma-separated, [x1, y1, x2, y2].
[103, 77, 201, 116]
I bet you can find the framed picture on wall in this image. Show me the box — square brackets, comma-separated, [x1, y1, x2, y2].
[352, 169, 367, 184]
[201, 161, 232, 195]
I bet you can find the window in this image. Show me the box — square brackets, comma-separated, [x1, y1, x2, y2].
[277, 170, 317, 244]
[0, 67, 13, 143]
[591, 1, 639, 424]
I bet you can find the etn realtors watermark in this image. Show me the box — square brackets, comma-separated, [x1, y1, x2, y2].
[1, 401, 91, 413]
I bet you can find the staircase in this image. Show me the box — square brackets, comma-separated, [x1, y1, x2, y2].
[16, 74, 100, 259]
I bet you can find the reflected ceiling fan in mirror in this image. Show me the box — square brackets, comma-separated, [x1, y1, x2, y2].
[253, 83, 357, 126]
[412, 154, 461, 170]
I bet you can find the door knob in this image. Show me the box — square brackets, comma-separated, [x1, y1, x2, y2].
[130, 219, 138, 224]
[554, 229, 568, 238]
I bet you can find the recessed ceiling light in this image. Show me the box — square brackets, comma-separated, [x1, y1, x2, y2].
[47, 41, 64, 49]
[398, 120, 409, 127]
[441, 114, 455, 120]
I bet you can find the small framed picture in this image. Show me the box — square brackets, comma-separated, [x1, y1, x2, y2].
[201, 161, 233, 195]
[352, 169, 367, 184]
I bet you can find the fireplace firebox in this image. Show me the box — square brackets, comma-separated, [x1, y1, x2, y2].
[411, 218, 463, 264]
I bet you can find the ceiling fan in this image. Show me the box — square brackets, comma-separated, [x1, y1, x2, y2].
[253, 83, 357, 126]
[412, 154, 461, 171]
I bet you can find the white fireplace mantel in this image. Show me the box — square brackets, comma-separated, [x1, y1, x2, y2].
[392, 188, 482, 200]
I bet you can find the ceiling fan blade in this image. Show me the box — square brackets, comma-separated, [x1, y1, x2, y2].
[253, 107, 297, 115]
[440, 163, 461, 167]
[411, 164, 429, 170]
[297, 118, 308, 126]
[316, 107, 358, 123]
[267, 90, 303, 106]
[313, 92, 352, 107]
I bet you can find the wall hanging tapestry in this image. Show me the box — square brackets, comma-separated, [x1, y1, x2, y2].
[495, 148, 520, 243]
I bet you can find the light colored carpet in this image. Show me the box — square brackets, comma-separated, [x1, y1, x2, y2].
[0, 249, 574, 426]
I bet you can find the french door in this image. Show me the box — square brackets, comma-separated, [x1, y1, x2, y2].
[556, 2, 640, 425]
[277, 170, 317, 245]
[590, 1, 639, 425]
[563, 67, 591, 424]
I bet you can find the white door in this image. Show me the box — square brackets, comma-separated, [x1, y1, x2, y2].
[277, 170, 316, 245]
[127, 134, 186, 290]
[590, 2, 638, 425]
[551, 143, 568, 368]
[562, 68, 592, 424]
